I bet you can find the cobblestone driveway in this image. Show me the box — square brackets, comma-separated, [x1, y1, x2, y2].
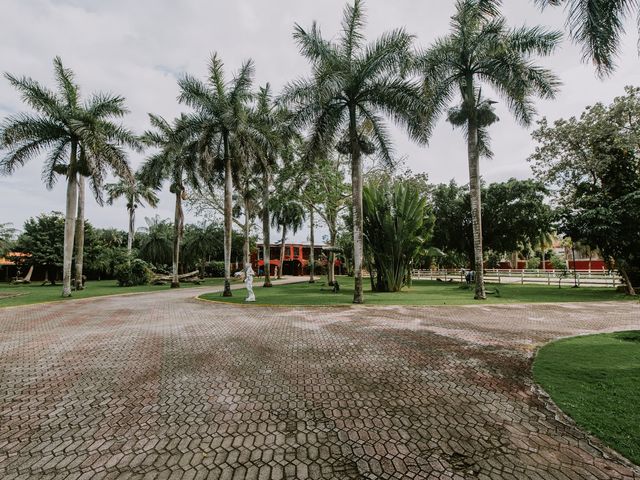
[0, 281, 639, 479]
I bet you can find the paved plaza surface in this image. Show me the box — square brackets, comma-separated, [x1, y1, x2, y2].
[0, 280, 639, 479]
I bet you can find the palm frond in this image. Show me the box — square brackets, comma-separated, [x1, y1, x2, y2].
[53, 56, 79, 108]
[341, 0, 366, 59]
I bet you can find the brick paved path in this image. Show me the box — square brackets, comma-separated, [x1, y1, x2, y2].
[1, 281, 639, 479]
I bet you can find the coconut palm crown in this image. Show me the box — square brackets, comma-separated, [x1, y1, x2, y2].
[417, 0, 561, 299]
[283, 0, 432, 303]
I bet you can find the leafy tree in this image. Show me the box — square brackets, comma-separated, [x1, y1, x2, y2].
[429, 179, 553, 266]
[83, 228, 128, 279]
[284, 0, 431, 303]
[529, 86, 640, 294]
[270, 194, 306, 279]
[14, 212, 65, 283]
[182, 223, 224, 274]
[299, 154, 350, 285]
[0, 57, 136, 296]
[363, 179, 434, 292]
[178, 54, 255, 296]
[430, 181, 473, 264]
[106, 175, 159, 252]
[535, 0, 639, 76]
[0, 223, 16, 257]
[251, 84, 295, 287]
[137, 215, 173, 268]
[418, 0, 561, 298]
[140, 115, 201, 288]
[483, 179, 553, 256]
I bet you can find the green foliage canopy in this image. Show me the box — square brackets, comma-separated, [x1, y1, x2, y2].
[363, 179, 434, 292]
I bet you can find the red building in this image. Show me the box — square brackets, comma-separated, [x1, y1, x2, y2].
[251, 242, 342, 276]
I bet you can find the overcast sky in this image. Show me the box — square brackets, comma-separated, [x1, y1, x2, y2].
[1, 0, 638, 242]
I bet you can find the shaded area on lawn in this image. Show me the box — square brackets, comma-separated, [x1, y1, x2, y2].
[0, 278, 228, 308]
[533, 332, 640, 465]
[200, 278, 633, 306]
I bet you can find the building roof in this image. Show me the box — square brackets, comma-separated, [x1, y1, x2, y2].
[0, 252, 30, 266]
[257, 242, 330, 248]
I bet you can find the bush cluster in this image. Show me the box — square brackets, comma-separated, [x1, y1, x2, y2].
[205, 261, 225, 278]
[114, 258, 154, 287]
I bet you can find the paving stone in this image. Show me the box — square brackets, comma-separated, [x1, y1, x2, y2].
[0, 281, 639, 479]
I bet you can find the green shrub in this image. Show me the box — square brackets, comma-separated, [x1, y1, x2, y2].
[526, 257, 541, 269]
[114, 258, 153, 287]
[205, 261, 225, 277]
[487, 252, 501, 269]
[549, 254, 567, 271]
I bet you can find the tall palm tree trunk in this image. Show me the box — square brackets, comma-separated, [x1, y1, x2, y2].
[278, 224, 287, 279]
[328, 227, 336, 285]
[467, 116, 486, 300]
[262, 168, 272, 287]
[350, 107, 364, 304]
[171, 190, 183, 288]
[222, 140, 233, 297]
[243, 198, 250, 268]
[74, 175, 86, 291]
[62, 144, 79, 297]
[127, 206, 135, 253]
[309, 207, 315, 283]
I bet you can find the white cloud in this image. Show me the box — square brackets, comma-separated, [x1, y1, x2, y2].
[0, 0, 638, 241]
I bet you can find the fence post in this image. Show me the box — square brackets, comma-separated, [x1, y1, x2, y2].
[547, 272, 551, 286]
[521, 271, 524, 285]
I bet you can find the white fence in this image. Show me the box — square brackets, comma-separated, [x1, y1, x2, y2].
[411, 268, 621, 288]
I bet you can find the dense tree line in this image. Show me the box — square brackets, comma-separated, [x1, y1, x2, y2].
[1, 0, 638, 298]
[8, 212, 250, 282]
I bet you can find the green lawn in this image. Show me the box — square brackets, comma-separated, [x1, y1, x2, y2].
[0, 278, 228, 308]
[199, 277, 633, 306]
[533, 332, 640, 465]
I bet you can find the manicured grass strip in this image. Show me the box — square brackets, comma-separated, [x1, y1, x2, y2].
[199, 277, 632, 306]
[0, 278, 228, 308]
[533, 332, 640, 465]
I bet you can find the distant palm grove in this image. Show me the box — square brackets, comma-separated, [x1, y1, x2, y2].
[1, 0, 640, 300]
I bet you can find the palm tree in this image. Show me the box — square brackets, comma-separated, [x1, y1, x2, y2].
[271, 197, 306, 279]
[0, 223, 16, 257]
[536, 0, 639, 76]
[139, 114, 201, 288]
[418, 0, 561, 299]
[284, 0, 431, 303]
[106, 176, 159, 252]
[233, 168, 260, 269]
[178, 54, 254, 297]
[0, 57, 136, 296]
[252, 84, 294, 288]
[137, 215, 173, 266]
